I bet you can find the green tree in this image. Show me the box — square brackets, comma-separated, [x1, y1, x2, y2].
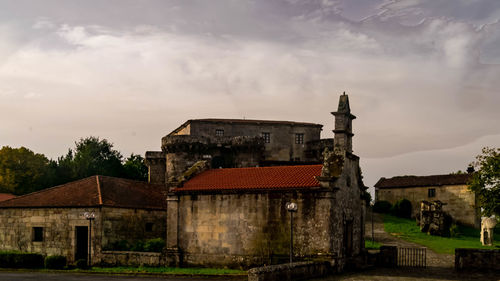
[469, 147, 500, 217]
[123, 154, 148, 181]
[71, 137, 125, 178]
[0, 146, 54, 195]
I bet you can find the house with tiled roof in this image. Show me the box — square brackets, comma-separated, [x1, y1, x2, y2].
[0, 193, 15, 202]
[161, 93, 368, 270]
[0, 176, 167, 265]
[375, 172, 479, 227]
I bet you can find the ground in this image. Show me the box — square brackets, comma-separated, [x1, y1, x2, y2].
[0, 272, 245, 281]
[310, 213, 498, 281]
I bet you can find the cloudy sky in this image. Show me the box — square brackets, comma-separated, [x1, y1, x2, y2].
[1, 0, 499, 193]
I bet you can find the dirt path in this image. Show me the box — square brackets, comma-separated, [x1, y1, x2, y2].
[365, 212, 454, 268]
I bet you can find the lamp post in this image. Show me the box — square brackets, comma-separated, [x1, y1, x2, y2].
[285, 202, 298, 264]
[83, 211, 95, 267]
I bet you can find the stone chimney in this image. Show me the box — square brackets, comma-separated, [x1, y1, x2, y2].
[332, 92, 356, 153]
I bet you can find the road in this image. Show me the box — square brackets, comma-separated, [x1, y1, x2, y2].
[0, 272, 246, 281]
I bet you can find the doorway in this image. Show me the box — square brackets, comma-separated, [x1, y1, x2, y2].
[75, 226, 88, 262]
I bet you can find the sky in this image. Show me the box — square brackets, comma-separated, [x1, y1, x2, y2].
[0, 0, 499, 194]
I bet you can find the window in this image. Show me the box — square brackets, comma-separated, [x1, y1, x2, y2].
[428, 188, 436, 198]
[145, 223, 154, 232]
[262, 132, 270, 143]
[295, 133, 304, 144]
[215, 129, 224, 137]
[33, 227, 43, 242]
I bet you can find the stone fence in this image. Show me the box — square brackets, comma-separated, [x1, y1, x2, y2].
[248, 261, 332, 281]
[99, 251, 164, 267]
[455, 248, 500, 271]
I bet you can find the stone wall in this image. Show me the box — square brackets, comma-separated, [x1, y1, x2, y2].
[100, 251, 163, 267]
[248, 261, 333, 281]
[100, 207, 166, 249]
[455, 248, 500, 271]
[376, 184, 478, 227]
[0, 206, 166, 264]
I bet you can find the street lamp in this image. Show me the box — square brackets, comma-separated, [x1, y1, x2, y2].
[83, 211, 96, 267]
[285, 202, 298, 264]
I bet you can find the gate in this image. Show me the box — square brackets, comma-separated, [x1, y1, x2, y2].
[397, 247, 426, 268]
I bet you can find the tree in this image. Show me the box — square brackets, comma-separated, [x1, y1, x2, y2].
[0, 146, 54, 195]
[469, 147, 500, 217]
[71, 137, 125, 178]
[123, 154, 148, 181]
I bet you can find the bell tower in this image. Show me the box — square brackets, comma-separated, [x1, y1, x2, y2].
[332, 92, 356, 153]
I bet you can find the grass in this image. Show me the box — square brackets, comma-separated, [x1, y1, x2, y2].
[365, 240, 382, 249]
[383, 214, 500, 254]
[72, 266, 247, 275]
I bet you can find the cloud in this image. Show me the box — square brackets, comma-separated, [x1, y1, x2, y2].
[0, 0, 498, 188]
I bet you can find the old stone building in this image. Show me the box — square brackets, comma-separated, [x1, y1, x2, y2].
[375, 173, 479, 227]
[161, 93, 367, 270]
[146, 118, 333, 185]
[0, 176, 166, 264]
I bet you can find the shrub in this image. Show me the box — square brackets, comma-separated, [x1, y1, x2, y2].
[0, 251, 44, 268]
[373, 201, 392, 213]
[144, 238, 165, 252]
[44, 255, 67, 269]
[391, 199, 412, 218]
[107, 240, 130, 251]
[131, 240, 145, 252]
[75, 259, 88, 269]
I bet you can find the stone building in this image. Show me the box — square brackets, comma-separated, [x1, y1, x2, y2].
[0, 176, 166, 264]
[146, 118, 333, 185]
[375, 173, 479, 227]
[162, 93, 367, 270]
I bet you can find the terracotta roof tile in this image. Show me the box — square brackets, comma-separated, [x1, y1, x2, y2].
[175, 165, 322, 192]
[374, 173, 473, 189]
[0, 193, 16, 202]
[0, 176, 166, 209]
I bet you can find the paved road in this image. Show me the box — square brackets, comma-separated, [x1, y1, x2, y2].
[310, 267, 500, 281]
[0, 272, 246, 281]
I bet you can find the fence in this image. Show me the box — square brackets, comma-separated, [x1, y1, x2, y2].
[397, 247, 426, 268]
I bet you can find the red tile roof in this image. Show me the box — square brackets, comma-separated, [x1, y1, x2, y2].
[175, 165, 323, 192]
[375, 173, 473, 189]
[0, 176, 166, 209]
[0, 193, 16, 202]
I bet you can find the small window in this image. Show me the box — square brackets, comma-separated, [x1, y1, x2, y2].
[295, 133, 304, 144]
[33, 227, 43, 242]
[145, 223, 154, 232]
[215, 129, 224, 137]
[262, 132, 270, 143]
[428, 188, 436, 198]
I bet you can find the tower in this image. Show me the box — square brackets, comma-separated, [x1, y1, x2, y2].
[332, 92, 356, 153]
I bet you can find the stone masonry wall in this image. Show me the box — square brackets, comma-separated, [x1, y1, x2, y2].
[376, 184, 478, 227]
[175, 190, 335, 269]
[0, 207, 166, 264]
[0, 207, 102, 264]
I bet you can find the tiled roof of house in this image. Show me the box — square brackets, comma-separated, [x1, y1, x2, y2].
[0, 193, 16, 202]
[0, 176, 166, 209]
[374, 173, 473, 189]
[175, 165, 323, 192]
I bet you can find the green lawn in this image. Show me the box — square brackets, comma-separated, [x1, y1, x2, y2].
[75, 266, 246, 275]
[365, 240, 382, 250]
[383, 214, 500, 254]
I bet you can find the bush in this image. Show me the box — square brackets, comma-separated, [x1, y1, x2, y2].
[0, 251, 44, 268]
[144, 238, 165, 252]
[390, 199, 412, 218]
[373, 201, 392, 213]
[106, 240, 130, 251]
[131, 240, 145, 252]
[75, 259, 88, 269]
[44, 255, 67, 269]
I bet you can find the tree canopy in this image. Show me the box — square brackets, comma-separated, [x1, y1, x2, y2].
[0, 136, 149, 195]
[469, 147, 500, 218]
